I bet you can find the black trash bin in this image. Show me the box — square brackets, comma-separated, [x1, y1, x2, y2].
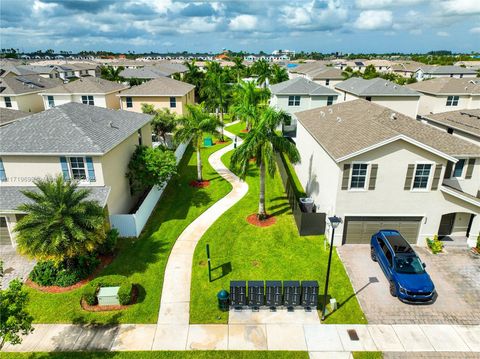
[230, 280, 247, 309]
[284, 280, 301, 310]
[266, 280, 283, 309]
[217, 289, 229, 312]
[248, 281, 264, 310]
[301, 280, 319, 310]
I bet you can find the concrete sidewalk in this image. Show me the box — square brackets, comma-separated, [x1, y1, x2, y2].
[3, 323, 479, 353]
[157, 125, 249, 325]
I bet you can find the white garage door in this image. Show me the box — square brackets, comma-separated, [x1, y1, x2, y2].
[0, 217, 12, 246]
[343, 216, 422, 244]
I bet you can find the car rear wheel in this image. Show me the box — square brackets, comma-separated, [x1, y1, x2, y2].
[389, 281, 397, 297]
[370, 247, 377, 262]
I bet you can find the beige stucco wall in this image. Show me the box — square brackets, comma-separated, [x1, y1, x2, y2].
[271, 94, 337, 120]
[41, 92, 121, 109]
[1, 93, 45, 113]
[417, 94, 474, 115]
[119, 89, 195, 115]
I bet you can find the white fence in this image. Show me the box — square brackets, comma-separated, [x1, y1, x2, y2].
[109, 141, 190, 237]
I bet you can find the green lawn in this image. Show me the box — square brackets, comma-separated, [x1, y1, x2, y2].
[225, 121, 248, 139]
[352, 352, 383, 359]
[3, 352, 308, 359]
[189, 150, 366, 324]
[24, 137, 232, 324]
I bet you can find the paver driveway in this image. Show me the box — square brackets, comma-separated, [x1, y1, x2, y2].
[0, 244, 35, 288]
[337, 245, 480, 325]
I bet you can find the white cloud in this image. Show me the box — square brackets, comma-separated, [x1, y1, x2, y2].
[280, 1, 348, 31]
[439, 0, 480, 15]
[355, 0, 425, 9]
[229, 15, 258, 31]
[354, 10, 393, 30]
[437, 31, 449, 37]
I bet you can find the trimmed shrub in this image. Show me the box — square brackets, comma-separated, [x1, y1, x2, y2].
[98, 229, 119, 255]
[82, 275, 134, 306]
[426, 235, 444, 254]
[83, 283, 98, 305]
[477, 234, 480, 250]
[118, 282, 133, 305]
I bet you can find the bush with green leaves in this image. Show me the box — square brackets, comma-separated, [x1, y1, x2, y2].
[426, 235, 444, 254]
[29, 255, 100, 287]
[476, 234, 480, 250]
[98, 229, 119, 255]
[82, 275, 133, 306]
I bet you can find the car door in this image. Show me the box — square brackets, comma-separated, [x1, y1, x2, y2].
[383, 247, 394, 280]
[376, 237, 389, 276]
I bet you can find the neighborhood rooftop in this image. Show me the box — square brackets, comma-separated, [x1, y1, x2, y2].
[0, 108, 29, 126]
[270, 77, 338, 96]
[407, 77, 480, 95]
[0, 74, 62, 95]
[42, 77, 128, 94]
[419, 65, 478, 75]
[422, 109, 480, 137]
[0, 102, 152, 155]
[335, 77, 420, 97]
[119, 76, 195, 96]
[295, 99, 480, 161]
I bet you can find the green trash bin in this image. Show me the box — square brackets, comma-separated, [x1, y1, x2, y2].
[204, 137, 213, 147]
[217, 289, 229, 311]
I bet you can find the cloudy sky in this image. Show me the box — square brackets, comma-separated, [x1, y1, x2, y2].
[1, 0, 479, 54]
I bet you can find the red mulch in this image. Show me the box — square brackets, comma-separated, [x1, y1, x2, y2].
[246, 213, 277, 227]
[80, 285, 138, 312]
[240, 129, 249, 133]
[215, 141, 229, 145]
[189, 180, 210, 188]
[249, 157, 257, 164]
[26, 255, 114, 294]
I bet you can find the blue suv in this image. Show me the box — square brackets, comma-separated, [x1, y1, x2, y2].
[370, 230, 436, 303]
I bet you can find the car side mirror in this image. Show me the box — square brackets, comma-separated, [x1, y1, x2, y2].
[422, 263, 426, 268]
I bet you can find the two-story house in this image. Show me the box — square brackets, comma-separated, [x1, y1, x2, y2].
[40, 77, 128, 110]
[301, 67, 344, 89]
[0, 75, 62, 113]
[118, 77, 195, 115]
[335, 77, 421, 118]
[407, 78, 480, 115]
[414, 66, 477, 81]
[0, 103, 153, 246]
[292, 99, 480, 247]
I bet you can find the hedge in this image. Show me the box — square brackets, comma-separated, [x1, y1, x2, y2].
[82, 275, 133, 306]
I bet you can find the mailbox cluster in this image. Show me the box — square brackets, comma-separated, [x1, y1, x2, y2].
[230, 280, 319, 311]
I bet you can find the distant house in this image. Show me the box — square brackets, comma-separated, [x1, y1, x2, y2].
[390, 61, 424, 78]
[120, 63, 187, 81]
[0, 65, 59, 79]
[335, 77, 421, 118]
[415, 66, 477, 81]
[0, 108, 29, 127]
[0, 103, 153, 245]
[418, 109, 480, 145]
[364, 59, 393, 73]
[0, 75, 62, 112]
[407, 78, 480, 115]
[303, 67, 344, 88]
[118, 77, 195, 115]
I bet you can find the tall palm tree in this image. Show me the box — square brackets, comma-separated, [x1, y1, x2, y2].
[230, 80, 269, 130]
[183, 60, 204, 101]
[175, 104, 221, 182]
[231, 108, 300, 219]
[100, 65, 124, 82]
[269, 64, 289, 84]
[14, 176, 106, 263]
[251, 59, 271, 88]
[231, 56, 246, 82]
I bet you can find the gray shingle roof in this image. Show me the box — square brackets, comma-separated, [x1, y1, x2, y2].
[307, 67, 344, 80]
[0, 75, 63, 95]
[420, 66, 477, 75]
[422, 109, 480, 137]
[0, 108, 29, 126]
[119, 77, 195, 96]
[0, 102, 152, 155]
[407, 78, 480, 95]
[42, 77, 128, 95]
[0, 186, 111, 211]
[335, 78, 420, 97]
[270, 77, 338, 96]
[120, 67, 169, 79]
[295, 99, 480, 161]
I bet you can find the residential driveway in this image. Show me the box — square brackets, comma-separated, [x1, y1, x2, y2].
[337, 245, 480, 325]
[0, 244, 35, 288]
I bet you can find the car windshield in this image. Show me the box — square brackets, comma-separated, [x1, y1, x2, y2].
[394, 255, 425, 274]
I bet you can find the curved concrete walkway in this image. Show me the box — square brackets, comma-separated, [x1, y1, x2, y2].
[157, 124, 248, 325]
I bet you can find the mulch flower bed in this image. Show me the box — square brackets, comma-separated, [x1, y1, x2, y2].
[240, 129, 249, 133]
[26, 255, 114, 294]
[246, 213, 277, 227]
[80, 286, 139, 312]
[215, 140, 229, 145]
[189, 180, 210, 188]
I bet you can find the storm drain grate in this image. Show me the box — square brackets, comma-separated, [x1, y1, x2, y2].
[347, 329, 359, 341]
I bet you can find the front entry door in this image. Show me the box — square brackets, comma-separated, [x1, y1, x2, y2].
[438, 213, 456, 237]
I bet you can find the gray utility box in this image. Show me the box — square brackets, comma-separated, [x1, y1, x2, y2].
[299, 197, 314, 213]
[97, 286, 120, 306]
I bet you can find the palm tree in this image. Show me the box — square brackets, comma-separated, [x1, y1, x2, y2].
[231, 108, 300, 219]
[14, 176, 106, 263]
[230, 80, 269, 130]
[251, 59, 271, 88]
[183, 60, 204, 101]
[231, 56, 246, 82]
[175, 104, 221, 182]
[100, 65, 124, 82]
[269, 64, 289, 84]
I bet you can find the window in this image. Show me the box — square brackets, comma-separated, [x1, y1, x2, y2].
[365, 96, 372, 102]
[412, 163, 431, 189]
[126, 97, 133, 108]
[0, 158, 6, 182]
[137, 129, 143, 146]
[69, 157, 87, 180]
[453, 159, 465, 178]
[47, 95, 55, 108]
[288, 95, 300, 106]
[446, 96, 459, 106]
[327, 96, 334, 106]
[170, 97, 176, 108]
[350, 163, 368, 189]
[81, 95, 94, 105]
[385, 249, 393, 267]
[4, 96, 12, 108]
[325, 79, 330, 86]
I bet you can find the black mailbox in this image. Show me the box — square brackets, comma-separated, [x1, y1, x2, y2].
[283, 280, 301, 307]
[230, 281, 246, 308]
[301, 280, 319, 309]
[248, 281, 264, 308]
[266, 281, 282, 308]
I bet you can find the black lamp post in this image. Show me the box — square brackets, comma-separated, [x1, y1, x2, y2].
[321, 215, 342, 321]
